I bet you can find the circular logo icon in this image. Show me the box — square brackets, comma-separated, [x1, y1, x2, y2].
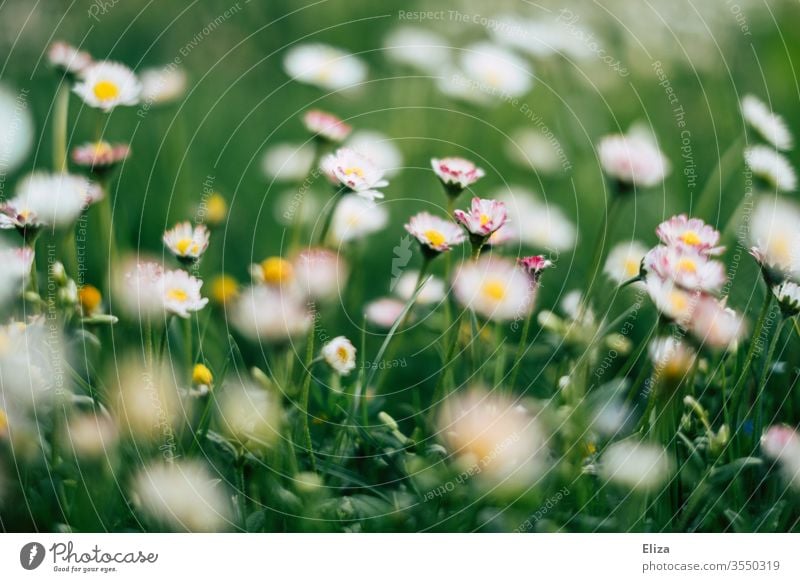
[19, 542, 45, 570]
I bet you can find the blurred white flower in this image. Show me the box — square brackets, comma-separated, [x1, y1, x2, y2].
[292, 247, 347, 302]
[384, 26, 450, 73]
[506, 128, 564, 175]
[73, 61, 141, 111]
[322, 336, 357, 376]
[689, 296, 746, 351]
[460, 42, 533, 98]
[348, 130, 403, 178]
[645, 274, 699, 326]
[321, 147, 389, 200]
[63, 413, 118, 460]
[744, 145, 796, 192]
[761, 425, 800, 489]
[330, 194, 388, 244]
[112, 357, 181, 442]
[748, 197, 800, 281]
[71, 141, 130, 171]
[283, 43, 367, 91]
[655, 214, 724, 256]
[604, 241, 647, 284]
[114, 259, 164, 321]
[0, 245, 33, 303]
[132, 460, 231, 532]
[395, 271, 445, 305]
[405, 211, 465, 255]
[741, 94, 792, 151]
[495, 186, 576, 251]
[453, 255, 534, 322]
[231, 285, 311, 343]
[0, 84, 34, 176]
[261, 142, 315, 182]
[365, 297, 405, 328]
[139, 65, 187, 104]
[303, 109, 351, 143]
[47, 41, 92, 75]
[648, 337, 696, 382]
[598, 132, 669, 189]
[600, 440, 673, 492]
[0, 172, 98, 232]
[217, 380, 282, 448]
[163, 221, 210, 263]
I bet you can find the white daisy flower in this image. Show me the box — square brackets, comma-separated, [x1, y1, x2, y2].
[0, 172, 98, 233]
[303, 109, 351, 143]
[73, 61, 142, 111]
[604, 241, 648, 284]
[0, 245, 34, 285]
[292, 247, 348, 302]
[741, 94, 793, 151]
[431, 156, 485, 193]
[648, 337, 696, 382]
[62, 413, 118, 460]
[47, 41, 92, 75]
[506, 128, 564, 175]
[773, 280, 800, 316]
[321, 147, 389, 200]
[139, 65, 188, 105]
[132, 460, 231, 532]
[112, 357, 180, 441]
[71, 141, 130, 172]
[404, 211, 465, 255]
[598, 132, 670, 189]
[645, 274, 700, 326]
[689, 296, 746, 350]
[283, 43, 367, 91]
[453, 255, 534, 322]
[744, 145, 796, 192]
[160, 268, 208, 318]
[495, 186, 577, 251]
[231, 285, 312, 343]
[643, 245, 726, 293]
[364, 297, 405, 328]
[655, 214, 724, 255]
[383, 26, 450, 73]
[163, 221, 210, 263]
[114, 259, 164, 320]
[217, 380, 282, 448]
[435, 66, 494, 106]
[330, 194, 388, 244]
[600, 440, 673, 493]
[453, 197, 508, 239]
[762, 425, 800, 462]
[748, 197, 800, 282]
[321, 336, 357, 376]
[348, 130, 404, 178]
[394, 271, 445, 305]
[460, 42, 533, 98]
[0, 84, 34, 175]
[261, 142, 315, 182]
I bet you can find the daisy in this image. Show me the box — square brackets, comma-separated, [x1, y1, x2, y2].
[163, 221, 210, 263]
[283, 43, 367, 91]
[431, 157, 485, 195]
[303, 109, 351, 143]
[598, 132, 670, 190]
[762, 425, 800, 462]
[453, 255, 535, 322]
[600, 440, 673, 493]
[518, 255, 554, 282]
[495, 186, 577, 251]
[73, 61, 142, 111]
[741, 94, 793, 151]
[645, 274, 700, 326]
[160, 268, 208, 318]
[485, 224, 516, 247]
[394, 271, 445, 305]
[0, 85, 34, 175]
[460, 42, 533, 98]
[383, 26, 450, 74]
[112, 357, 180, 441]
[330, 194, 388, 244]
[773, 280, 800, 317]
[71, 141, 130, 174]
[230, 285, 312, 343]
[689, 296, 746, 350]
[348, 130, 404, 178]
[655, 214, 724, 255]
[405, 211, 465, 256]
[604, 241, 648, 284]
[47, 41, 92, 75]
[748, 197, 800, 282]
[506, 128, 564, 175]
[365, 298, 405, 328]
[454, 197, 508, 240]
[745, 145, 796, 192]
[321, 336, 357, 376]
[62, 413, 118, 460]
[217, 380, 282, 448]
[250, 256, 294, 287]
[115, 259, 164, 320]
[321, 147, 388, 200]
[643, 245, 726, 293]
[0, 172, 99, 234]
[649, 337, 696, 382]
[292, 247, 348, 302]
[139, 65, 187, 105]
[261, 143, 315, 182]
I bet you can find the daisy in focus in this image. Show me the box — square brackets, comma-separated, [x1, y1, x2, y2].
[160, 269, 209, 318]
[321, 336, 357, 376]
[431, 156, 485, 197]
[163, 221, 210, 264]
[404, 211, 465, 257]
[453, 197, 508, 242]
[321, 147, 389, 200]
[73, 61, 142, 111]
[655, 214, 724, 255]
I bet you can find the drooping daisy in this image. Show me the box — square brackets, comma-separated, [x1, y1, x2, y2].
[0, 172, 99, 234]
[348, 130, 404, 178]
[160, 268, 208, 318]
[72, 141, 130, 174]
[394, 271, 446, 305]
[405, 211, 465, 256]
[600, 440, 673, 493]
[364, 297, 405, 328]
[689, 296, 746, 350]
[261, 143, 315, 182]
[741, 94, 793, 151]
[283, 43, 367, 91]
[744, 145, 797, 192]
[321, 336, 357, 376]
[773, 280, 800, 317]
[453, 255, 534, 322]
[163, 221, 210, 263]
[648, 337, 696, 383]
[518, 255, 554, 283]
[645, 274, 700, 326]
[431, 157, 485, 196]
[292, 247, 348, 302]
[454, 197, 508, 240]
[231, 285, 312, 343]
[604, 241, 648, 284]
[139, 65, 188, 105]
[748, 197, 800, 282]
[383, 26, 450, 74]
[250, 256, 294, 287]
[598, 132, 670, 190]
[460, 42, 533, 98]
[73, 61, 142, 111]
[655, 214, 724, 255]
[643, 245, 726, 293]
[320, 147, 388, 200]
[495, 186, 577, 251]
[330, 194, 388, 244]
[303, 109, 351, 143]
[47, 41, 92, 75]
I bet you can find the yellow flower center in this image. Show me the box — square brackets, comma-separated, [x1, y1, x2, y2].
[679, 231, 701, 246]
[92, 141, 112, 156]
[336, 346, 350, 362]
[479, 213, 490, 226]
[18, 209, 31, 220]
[482, 280, 507, 301]
[424, 229, 446, 247]
[624, 258, 640, 277]
[343, 166, 364, 178]
[669, 291, 688, 312]
[261, 257, 293, 285]
[770, 234, 791, 265]
[167, 288, 188, 302]
[677, 258, 697, 273]
[175, 238, 196, 256]
[93, 80, 120, 101]
[78, 285, 103, 313]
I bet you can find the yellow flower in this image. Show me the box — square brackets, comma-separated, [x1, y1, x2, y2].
[78, 285, 102, 315]
[210, 275, 239, 305]
[260, 257, 293, 286]
[192, 363, 213, 386]
[206, 193, 227, 226]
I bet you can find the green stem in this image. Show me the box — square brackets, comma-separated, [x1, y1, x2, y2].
[580, 194, 622, 316]
[508, 308, 534, 390]
[53, 83, 69, 172]
[316, 191, 339, 246]
[299, 324, 317, 472]
[730, 291, 773, 420]
[183, 315, 193, 381]
[754, 318, 786, 439]
[97, 179, 119, 292]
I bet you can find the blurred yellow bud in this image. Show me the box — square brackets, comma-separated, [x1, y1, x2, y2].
[192, 363, 213, 386]
[210, 274, 239, 305]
